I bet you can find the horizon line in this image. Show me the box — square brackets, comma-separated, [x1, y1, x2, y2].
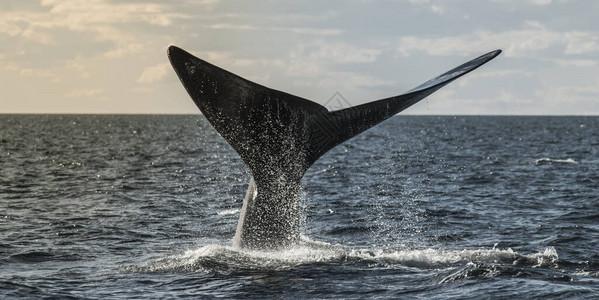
[1, 112, 598, 117]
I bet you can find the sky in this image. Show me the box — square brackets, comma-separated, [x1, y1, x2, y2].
[0, 0, 597, 115]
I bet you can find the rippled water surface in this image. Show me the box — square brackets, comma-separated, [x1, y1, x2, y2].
[1, 115, 598, 299]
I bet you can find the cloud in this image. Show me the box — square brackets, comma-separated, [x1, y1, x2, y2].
[398, 21, 599, 58]
[420, 89, 535, 115]
[0, 15, 57, 45]
[0, 14, 25, 37]
[279, 41, 395, 101]
[40, 0, 186, 27]
[490, 0, 552, 5]
[317, 71, 394, 89]
[309, 42, 382, 64]
[64, 88, 105, 98]
[425, 73, 599, 115]
[286, 46, 393, 95]
[209, 23, 257, 30]
[137, 63, 171, 83]
[20, 28, 55, 45]
[455, 70, 532, 87]
[537, 80, 599, 106]
[64, 57, 90, 78]
[288, 28, 342, 36]
[553, 59, 598, 67]
[430, 5, 444, 14]
[0, 0, 188, 58]
[19, 68, 60, 82]
[563, 31, 599, 55]
[405, 0, 444, 15]
[128, 87, 154, 93]
[104, 43, 144, 58]
[207, 23, 342, 36]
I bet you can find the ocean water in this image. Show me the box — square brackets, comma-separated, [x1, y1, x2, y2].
[1, 114, 598, 299]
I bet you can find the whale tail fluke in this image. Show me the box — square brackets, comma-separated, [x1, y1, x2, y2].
[167, 46, 501, 249]
[168, 46, 500, 179]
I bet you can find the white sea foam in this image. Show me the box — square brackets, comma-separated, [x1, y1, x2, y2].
[217, 208, 240, 216]
[123, 239, 558, 274]
[534, 157, 578, 164]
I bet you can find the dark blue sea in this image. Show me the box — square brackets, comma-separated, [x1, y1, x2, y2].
[1, 114, 598, 299]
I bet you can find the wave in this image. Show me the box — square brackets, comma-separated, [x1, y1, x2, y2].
[119, 238, 559, 275]
[217, 208, 240, 216]
[534, 158, 578, 165]
[438, 248, 563, 284]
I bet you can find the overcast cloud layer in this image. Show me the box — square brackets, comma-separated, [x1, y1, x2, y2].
[1, 0, 597, 114]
